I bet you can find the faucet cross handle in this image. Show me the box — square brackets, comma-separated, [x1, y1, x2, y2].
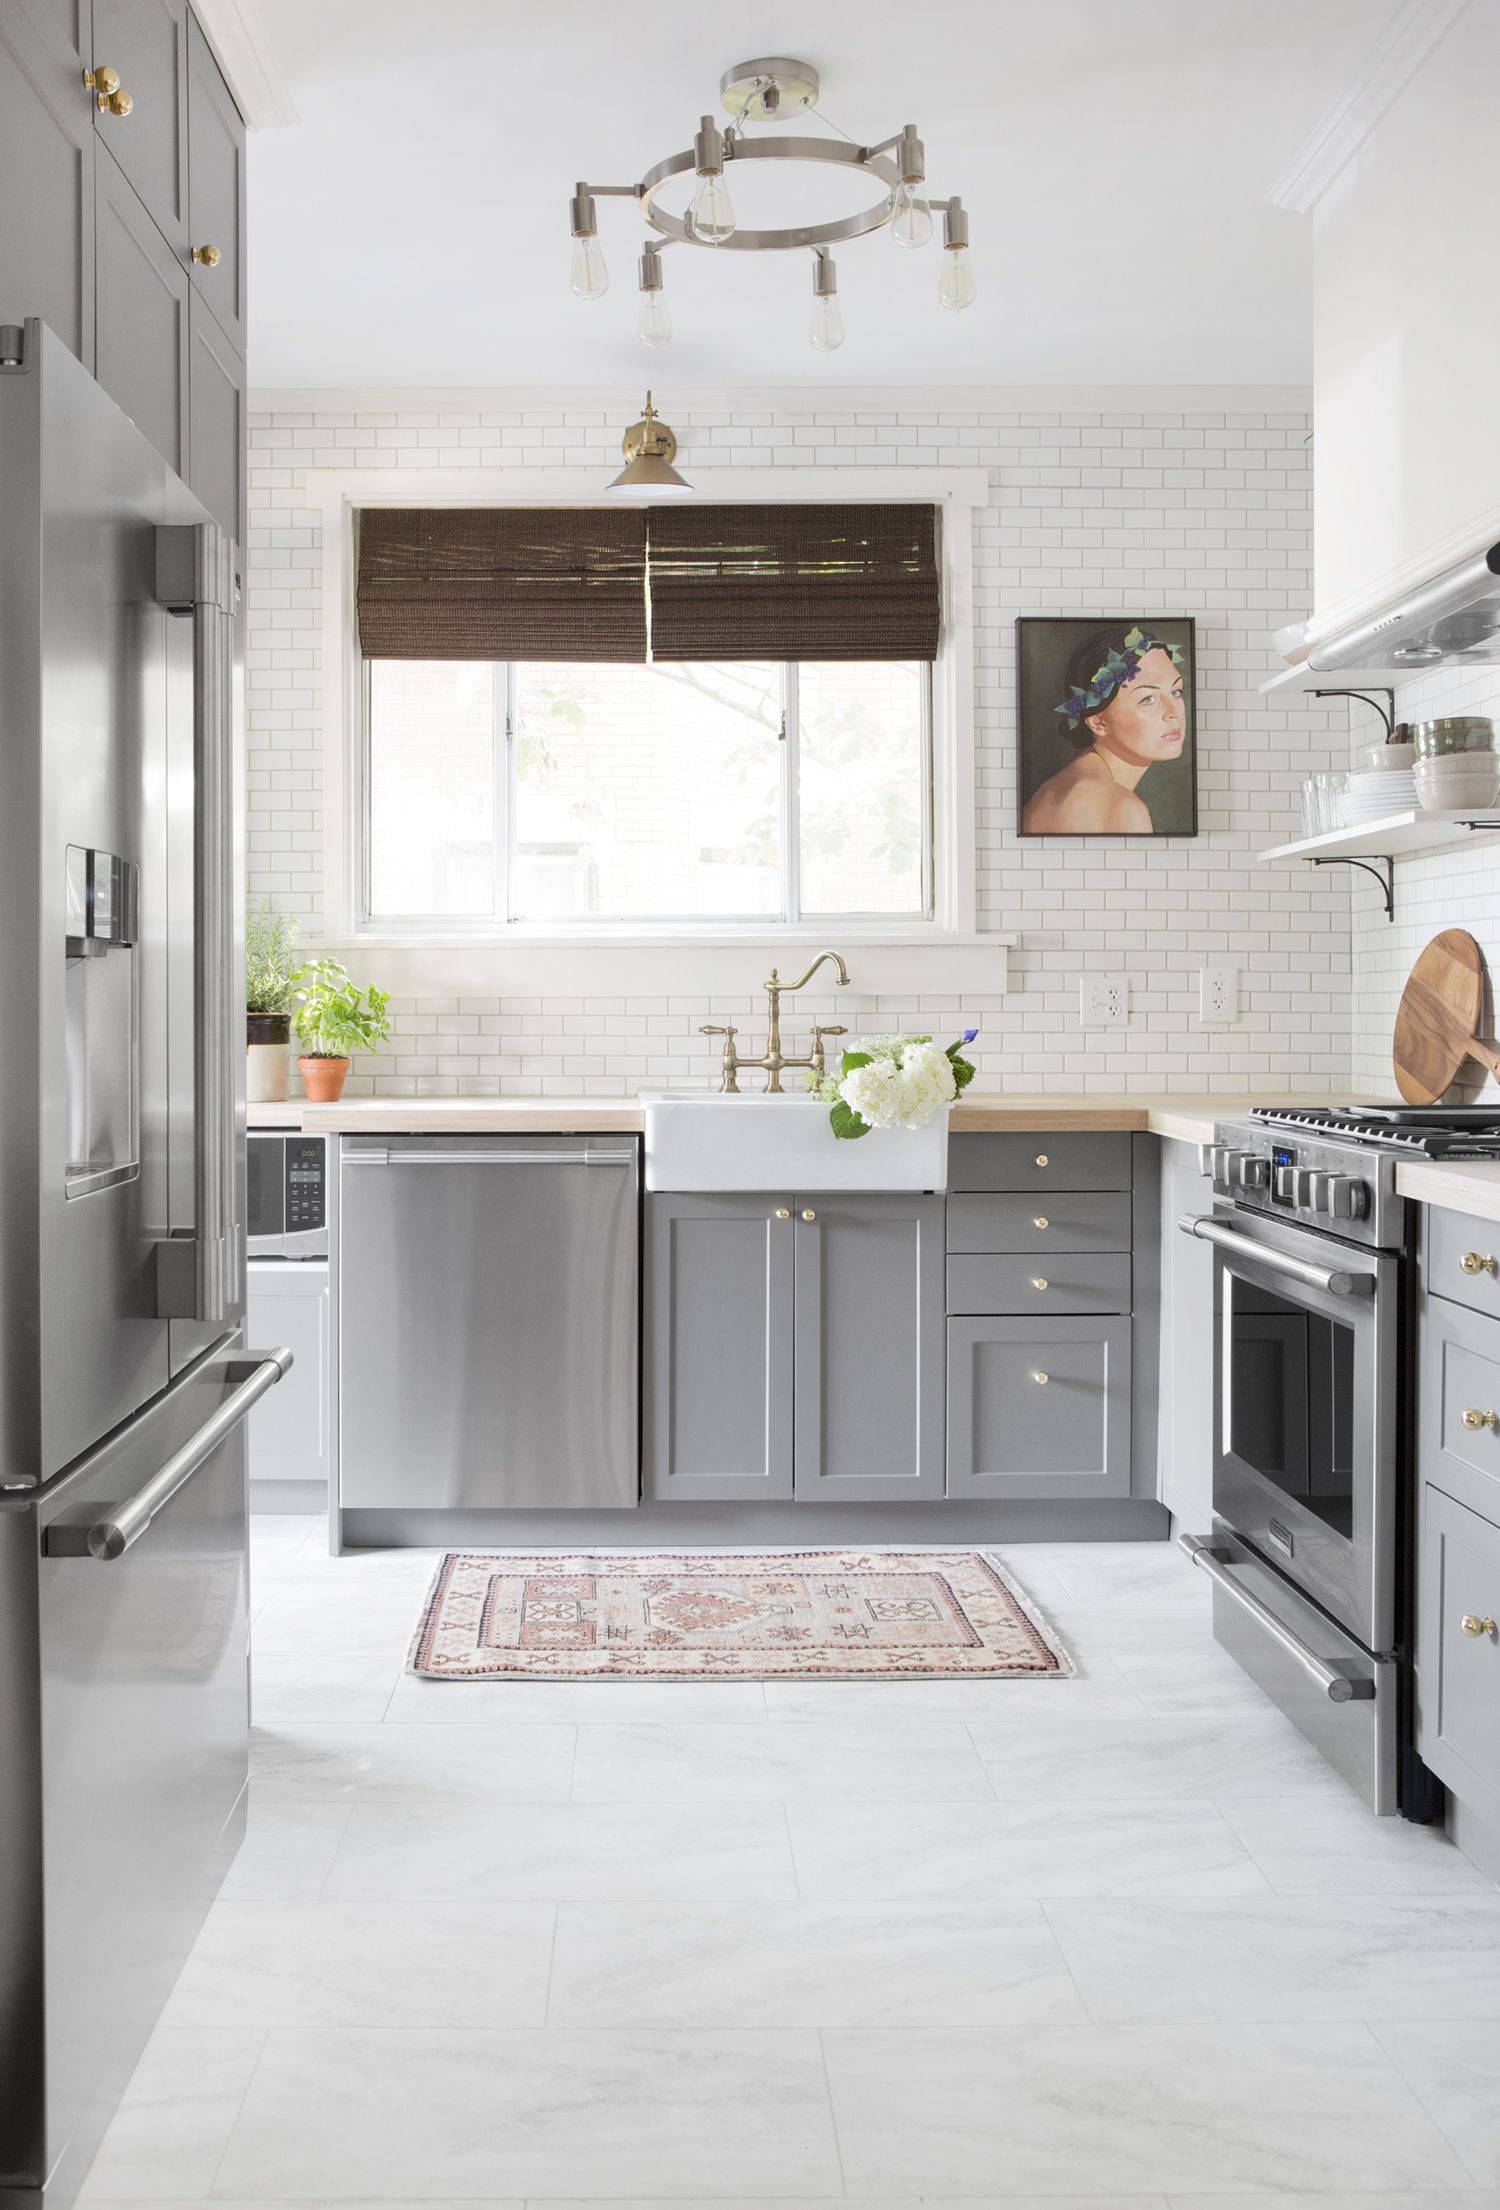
[810, 1023, 848, 1080]
[700, 1023, 740, 1095]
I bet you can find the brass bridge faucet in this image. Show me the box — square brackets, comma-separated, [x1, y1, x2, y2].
[701, 950, 851, 1093]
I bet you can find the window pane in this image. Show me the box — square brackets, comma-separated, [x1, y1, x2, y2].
[367, 661, 495, 916]
[798, 661, 928, 916]
[512, 662, 781, 919]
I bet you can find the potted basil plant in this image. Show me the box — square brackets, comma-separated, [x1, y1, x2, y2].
[245, 901, 302, 1103]
[292, 957, 392, 1104]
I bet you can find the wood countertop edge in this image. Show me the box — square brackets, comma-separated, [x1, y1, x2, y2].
[1395, 1157, 1500, 1227]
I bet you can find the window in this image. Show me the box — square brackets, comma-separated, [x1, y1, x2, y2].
[362, 658, 931, 930]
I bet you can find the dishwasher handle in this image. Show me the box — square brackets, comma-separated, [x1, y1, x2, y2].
[344, 1144, 635, 1168]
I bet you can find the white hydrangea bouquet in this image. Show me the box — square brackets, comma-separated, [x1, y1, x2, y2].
[809, 1028, 978, 1141]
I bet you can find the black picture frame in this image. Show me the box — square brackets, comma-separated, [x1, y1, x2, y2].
[1016, 616, 1199, 838]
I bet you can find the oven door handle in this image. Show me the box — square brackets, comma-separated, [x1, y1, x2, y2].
[1177, 1213, 1374, 1298]
[1178, 1535, 1373, 1702]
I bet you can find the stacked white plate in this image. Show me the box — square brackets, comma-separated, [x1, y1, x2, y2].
[1338, 767, 1418, 823]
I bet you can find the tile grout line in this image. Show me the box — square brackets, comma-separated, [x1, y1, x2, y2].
[814, 2024, 852, 2201]
[196, 2019, 271, 2203]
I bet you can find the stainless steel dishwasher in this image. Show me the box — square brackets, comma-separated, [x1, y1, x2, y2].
[338, 1134, 639, 1510]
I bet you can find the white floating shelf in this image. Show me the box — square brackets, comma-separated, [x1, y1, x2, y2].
[1259, 661, 1412, 698]
[1260, 810, 1500, 863]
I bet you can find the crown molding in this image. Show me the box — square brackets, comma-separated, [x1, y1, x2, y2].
[1267, 0, 1470, 213]
[190, 0, 298, 129]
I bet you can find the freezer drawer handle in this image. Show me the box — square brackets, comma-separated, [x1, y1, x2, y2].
[1177, 1213, 1373, 1299]
[44, 1349, 292, 1561]
[1177, 1534, 1374, 1703]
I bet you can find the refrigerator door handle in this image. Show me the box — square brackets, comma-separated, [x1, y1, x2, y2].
[154, 524, 241, 1323]
[45, 1349, 292, 1560]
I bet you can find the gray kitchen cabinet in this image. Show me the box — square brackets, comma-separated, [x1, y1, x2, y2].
[94, 140, 188, 473]
[246, 1262, 330, 1496]
[949, 1131, 1133, 1193]
[0, 0, 96, 362]
[1157, 1137, 1215, 1525]
[90, 0, 188, 253]
[947, 1191, 1133, 1256]
[1417, 1483, 1500, 1830]
[644, 1194, 795, 1502]
[948, 1315, 1132, 1500]
[187, 290, 244, 540]
[792, 1195, 945, 1501]
[185, 11, 245, 352]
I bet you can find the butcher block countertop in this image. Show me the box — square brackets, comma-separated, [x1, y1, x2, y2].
[249, 1090, 1363, 1146]
[1395, 1158, 1500, 1228]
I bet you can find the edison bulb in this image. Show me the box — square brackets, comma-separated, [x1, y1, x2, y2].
[569, 234, 609, 300]
[809, 293, 845, 353]
[890, 180, 933, 249]
[938, 245, 976, 311]
[690, 171, 736, 244]
[638, 290, 672, 350]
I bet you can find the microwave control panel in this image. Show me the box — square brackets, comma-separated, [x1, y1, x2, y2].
[286, 1138, 326, 1230]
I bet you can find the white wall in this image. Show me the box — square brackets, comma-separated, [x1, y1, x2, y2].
[245, 389, 1350, 1096]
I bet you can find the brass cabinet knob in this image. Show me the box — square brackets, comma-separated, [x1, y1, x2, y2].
[774, 1207, 791, 1221]
[84, 66, 132, 115]
[1463, 1408, 1499, 1432]
[191, 243, 222, 268]
[1462, 1250, 1499, 1275]
[1034, 1152, 1049, 1167]
[1033, 1215, 1049, 1230]
[1461, 1614, 1497, 1637]
[1031, 1276, 1048, 1292]
[801, 1208, 816, 1222]
[1031, 1369, 1049, 1385]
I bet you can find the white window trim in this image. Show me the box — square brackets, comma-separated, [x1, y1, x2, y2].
[306, 464, 1014, 992]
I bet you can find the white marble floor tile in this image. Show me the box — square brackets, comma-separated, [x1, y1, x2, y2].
[1374, 2021, 1500, 2184]
[1217, 1791, 1498, 1894]
[570, 1718, 996, 1801]
[1047, 1895, 1500, 2019]
[210, 2025, 846, 2199]
[322, 1799, 801, 1901]
[821, 2022, 1473, 2196]
[251, 1652, 406, 1725]
[1104, 1646, 1285, 1716]
[1168, 2195, 1500, 2210]
[85, 2201, 525, 2209]
[160, 1896, 556, 2031]
[75, 2025, 266, 2200]
[250, 1720, 577, 1800]
[215, 1798, 352, 1902]
[547, 1898, 1085, 2027]
[383, 1673, 770, 1724]
[1042, 1543, 1210, 1609]
[969, 1708, 1346, 1799]
[787, 1796, 1270, 1899]
[760, 1662, 1143, 1722]
[537, 2200, 1168, 2210]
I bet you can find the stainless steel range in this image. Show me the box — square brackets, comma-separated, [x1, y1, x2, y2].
[1178, 1105, 1500, 1817]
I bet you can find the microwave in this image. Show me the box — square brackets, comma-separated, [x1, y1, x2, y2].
[247, 1132, 329, 1259]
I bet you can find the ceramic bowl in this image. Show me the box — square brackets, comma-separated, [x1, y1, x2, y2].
[1357, 742, 1416, 773]
[1414, 755, 1500, 811]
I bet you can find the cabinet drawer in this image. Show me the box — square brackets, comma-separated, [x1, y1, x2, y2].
[947, 1252, 1131, 1316]
[949, 1131, 1132, 1192]
[1427, 1204, 1500, 1324]
[1417, 1484, 1500, 1829]
[1420, 1292, 1500, 1524]
[947, 1315, 1131, 1501]
[947, 1191, 1131, 1256]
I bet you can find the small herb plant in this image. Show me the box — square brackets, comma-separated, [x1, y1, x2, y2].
[809, 1028, 978, 1140]
[245, 900, 302, 1016]
[292, 957, 392, 1062]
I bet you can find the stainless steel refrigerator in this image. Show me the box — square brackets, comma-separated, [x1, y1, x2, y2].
[0, 320, 289, 2208]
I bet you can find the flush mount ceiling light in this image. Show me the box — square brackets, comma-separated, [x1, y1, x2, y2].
[568, 56, 975, 354]
[607, 391, 692, 495]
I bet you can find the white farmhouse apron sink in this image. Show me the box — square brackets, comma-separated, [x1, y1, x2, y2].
[642, 1092, 949, 1192]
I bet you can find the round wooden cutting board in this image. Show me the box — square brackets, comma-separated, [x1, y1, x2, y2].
[1392, 928, 1500, 1103]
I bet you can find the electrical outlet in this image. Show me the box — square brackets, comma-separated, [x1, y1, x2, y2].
[1198, 963, 1240, 1026]
[1079, 974, 1130, 1028]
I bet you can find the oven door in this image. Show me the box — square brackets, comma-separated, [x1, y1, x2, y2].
[1181, 1206, 1396, 1651]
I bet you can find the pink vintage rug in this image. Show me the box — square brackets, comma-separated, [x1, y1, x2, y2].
[407, 1549, 1072, 1681]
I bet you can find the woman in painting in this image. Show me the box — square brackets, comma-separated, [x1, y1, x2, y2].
[1021, 624, 1187, 833]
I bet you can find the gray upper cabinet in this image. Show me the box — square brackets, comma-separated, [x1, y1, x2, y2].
[1417, 1483, 1500, 1830]
[188, 291, 244, 540]
[0, 0, 96, 362]
[90, 0, 188, 252]
[185, 12, 244, 352]
[644, 1194, 795, 1502]
[793, 1195, 945, 1502]
[948, 1314, 1132, 1501]
[94, 140, 188, 472]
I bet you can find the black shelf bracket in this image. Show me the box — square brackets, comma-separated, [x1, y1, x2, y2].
[1309, 853, 1395, 921]
[1309, 686, 1398, 738]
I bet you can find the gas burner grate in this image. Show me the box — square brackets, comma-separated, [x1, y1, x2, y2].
[1247, 1104, 1500, 1157]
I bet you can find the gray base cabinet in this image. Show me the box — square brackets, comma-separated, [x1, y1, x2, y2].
[1417, 1483, 1500, 1829]
[1157, 1137, 1215, 1525]
[246, 1260, 330, 1492]
[948, 1315, 1131, 1500]
[644, 1192, 943, 1503]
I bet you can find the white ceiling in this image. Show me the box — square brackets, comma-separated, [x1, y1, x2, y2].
[243, 0, 1387, 391]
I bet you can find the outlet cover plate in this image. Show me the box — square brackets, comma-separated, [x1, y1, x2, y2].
[1079, 973, 1130, 1028]
[1198, 963, 1240, 1027]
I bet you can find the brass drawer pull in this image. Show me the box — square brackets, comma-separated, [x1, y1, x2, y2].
[1031, 1275, 1048, 1292]
[1461, 1614, 1497, 1638]
[1462, 1408, 1499, 1432]
[1461, 1251, 1498, 1276]
[84, 65, 133, 115]
[1034, 1152, 1049, 1168]
[1033, 1214, 1049, 1230]
[1030, 1369, 1049, 1385]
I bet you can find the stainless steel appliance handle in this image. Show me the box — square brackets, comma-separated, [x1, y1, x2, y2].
[1177, 1212, 1373, 1298]
[45, 1350, 292, 1561]
[155, 524, 240, 1323]
[1178, 1535, 1373, 1702]
[343, 1147, 634, 1167]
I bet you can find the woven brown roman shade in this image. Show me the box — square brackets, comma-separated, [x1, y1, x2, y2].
[646, 503, 940, 663]
[356, 508, 649, 662]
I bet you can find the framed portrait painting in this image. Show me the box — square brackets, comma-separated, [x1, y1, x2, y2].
[1017, 616, 1198, 837]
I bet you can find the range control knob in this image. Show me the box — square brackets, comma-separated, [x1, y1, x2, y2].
[1274, 1164, 1298, 1202]
[1277, 1166, 1316, 1206]
[1236, 1155, 1270, 1192]
[1325, 1174, 1370, 1221]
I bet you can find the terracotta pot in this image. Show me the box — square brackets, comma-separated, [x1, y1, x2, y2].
[298, 1054, 351, 1104]
[247, 1012, 290, 1103]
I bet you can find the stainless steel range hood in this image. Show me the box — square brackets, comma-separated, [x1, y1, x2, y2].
[1307, 541, 1500, 675]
